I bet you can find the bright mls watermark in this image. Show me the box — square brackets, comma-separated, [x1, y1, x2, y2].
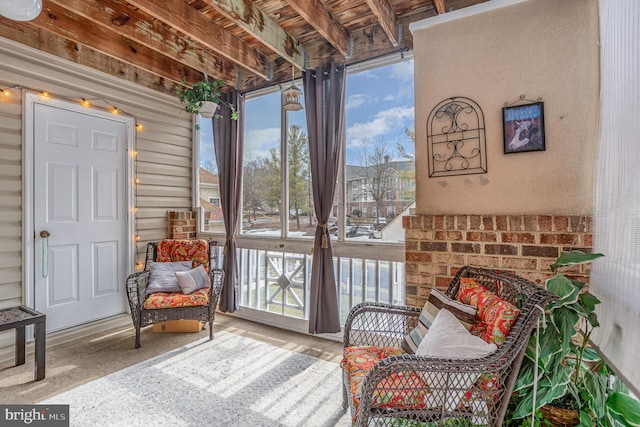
[0, 405, 69, 426]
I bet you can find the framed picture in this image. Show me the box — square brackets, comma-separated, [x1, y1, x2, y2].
[502, 102, 545, 154]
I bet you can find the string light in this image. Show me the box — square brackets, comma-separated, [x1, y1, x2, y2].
[1, 89, 8, 96]
[41, 91, 49, 97]
[81, 98, 90, 107]
[135, 123, 143, 131]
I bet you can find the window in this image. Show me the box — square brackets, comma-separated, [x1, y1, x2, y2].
[197, 118, 224, 234]
[342, 58, 415, 242]
[196, 56, 412, 332]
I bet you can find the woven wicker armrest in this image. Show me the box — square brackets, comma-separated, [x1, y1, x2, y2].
[125, 271, 151, 308]
[344, 302, 421, 348]
[208, 268, 224, 304]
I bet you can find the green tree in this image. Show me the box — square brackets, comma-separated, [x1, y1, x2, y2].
[287, 125, 310, 230]
[358, 138, 392, 219]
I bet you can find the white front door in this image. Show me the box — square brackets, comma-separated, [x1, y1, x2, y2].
[33, 102, 129, 332]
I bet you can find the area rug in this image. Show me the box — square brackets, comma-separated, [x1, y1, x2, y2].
[41, 332, 350, 426]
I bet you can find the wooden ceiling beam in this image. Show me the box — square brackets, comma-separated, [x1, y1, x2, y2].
[27, 2, 204, 86]
[205, 0, 307, 71]
[47, 0, 238, 87]
[0, 18, 177, 94]
[283, 0, 352, 58]
[365, 0, 399, 47]
[434, 0, 448, 14]
[127, 0, 271, 80]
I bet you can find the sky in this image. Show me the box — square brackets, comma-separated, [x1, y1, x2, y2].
[199, 58, 415, 171]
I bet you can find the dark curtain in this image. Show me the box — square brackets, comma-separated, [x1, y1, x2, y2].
[213, 91, 244, 313]
[303, 63, 346, 334]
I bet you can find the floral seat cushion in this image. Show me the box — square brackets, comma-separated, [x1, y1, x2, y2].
[143, 288, 209, 309]
[156, 239, 210, 270]
[341, 346, 429, 418]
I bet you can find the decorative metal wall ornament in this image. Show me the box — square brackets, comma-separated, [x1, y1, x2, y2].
[426, 97, 487, 177]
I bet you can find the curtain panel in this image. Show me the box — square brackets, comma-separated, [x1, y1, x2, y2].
[590, 0, 640, 394]
[303, 63, 346, 334]
[213, 91, 245, 313]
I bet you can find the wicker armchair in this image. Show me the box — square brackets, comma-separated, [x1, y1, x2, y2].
[342, 266, 556, 427]
[126, 239, 224, 348]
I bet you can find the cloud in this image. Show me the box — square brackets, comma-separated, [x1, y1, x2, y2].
[389, 60, 414, 84]
[346, 106, 414, 147]
[346, 94, 366, 110]
[244, 127, 280, 160]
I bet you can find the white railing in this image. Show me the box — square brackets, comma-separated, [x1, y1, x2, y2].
[236, 247, 405, 325]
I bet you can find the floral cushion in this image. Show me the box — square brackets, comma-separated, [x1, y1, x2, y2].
[341, 346, 429, 419]
[156, 239, 209, 270]
[457, 277, 520, 345]
[142, 288, 209, 309]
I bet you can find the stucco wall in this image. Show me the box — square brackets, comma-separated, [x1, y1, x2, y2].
[411, 0, 599, 215]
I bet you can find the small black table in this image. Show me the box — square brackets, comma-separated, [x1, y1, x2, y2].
[0, 306, 46, 381]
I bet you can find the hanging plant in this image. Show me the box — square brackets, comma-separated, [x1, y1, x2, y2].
[175, 78, 238, 120]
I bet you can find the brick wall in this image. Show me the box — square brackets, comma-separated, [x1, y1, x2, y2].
[168, 210, 197, 239]
[402, 214, 593, 307]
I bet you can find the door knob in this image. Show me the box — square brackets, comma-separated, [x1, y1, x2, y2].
[40, 230, 50, 238]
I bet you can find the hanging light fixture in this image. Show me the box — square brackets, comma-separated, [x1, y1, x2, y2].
[282, 65, 303, 112]
[0, 0, 42, 21]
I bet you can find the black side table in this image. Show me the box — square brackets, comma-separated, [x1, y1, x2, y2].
[0, 306, 46, 381]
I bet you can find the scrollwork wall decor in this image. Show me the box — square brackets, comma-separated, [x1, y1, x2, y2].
[426, 96, 487, 177]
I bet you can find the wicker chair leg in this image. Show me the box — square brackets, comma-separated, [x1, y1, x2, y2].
[135, 326, 141, 349]
[342, 382, 348, 411]
[209, 320, 214, 340]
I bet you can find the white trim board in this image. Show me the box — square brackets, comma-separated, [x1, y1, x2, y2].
[409, 0, 529, 33]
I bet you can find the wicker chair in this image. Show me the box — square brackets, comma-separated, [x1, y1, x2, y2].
[126, 239, 224, 348]
[342, 266, 557, 427]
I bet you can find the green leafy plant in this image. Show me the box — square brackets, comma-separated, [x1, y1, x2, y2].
[175, 78, 238, 120]
[507, 251, 640, 426]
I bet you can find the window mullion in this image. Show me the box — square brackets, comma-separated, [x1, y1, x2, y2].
[280, 89, 289, 239]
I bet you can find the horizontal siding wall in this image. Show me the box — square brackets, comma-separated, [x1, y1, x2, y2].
[0, 36, 194, 351]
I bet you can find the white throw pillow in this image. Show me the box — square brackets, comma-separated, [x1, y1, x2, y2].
[175, 265, 211, 295]
[147, 261, 193, 294]
[416, 309, 497, 411]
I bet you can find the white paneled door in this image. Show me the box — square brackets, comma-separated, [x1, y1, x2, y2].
[34, 103, 128, 332]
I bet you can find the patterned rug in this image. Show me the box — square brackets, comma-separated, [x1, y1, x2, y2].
[42, 332, 350, 427]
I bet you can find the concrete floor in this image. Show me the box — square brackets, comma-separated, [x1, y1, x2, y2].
[0, 313, 343, 404]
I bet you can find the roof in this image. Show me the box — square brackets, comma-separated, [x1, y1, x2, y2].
[199, 167, 219, 185]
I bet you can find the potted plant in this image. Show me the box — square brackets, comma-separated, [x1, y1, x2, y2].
[506, 251, 640, 427]
[175, 78, 238, 120]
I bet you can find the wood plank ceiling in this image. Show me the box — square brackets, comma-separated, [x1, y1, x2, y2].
[0, 0, 487, 94]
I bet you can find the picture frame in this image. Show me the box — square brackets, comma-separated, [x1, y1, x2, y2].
[502, 102, 545, 154]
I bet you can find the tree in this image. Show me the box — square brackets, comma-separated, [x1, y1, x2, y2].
[287, 125, 310, 230]
[243, 158, 268, 217]
[358, 138, 392, 220]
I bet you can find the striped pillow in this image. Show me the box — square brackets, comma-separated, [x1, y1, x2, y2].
[402, 288, 477, 354]
[175, 265, 211, 295]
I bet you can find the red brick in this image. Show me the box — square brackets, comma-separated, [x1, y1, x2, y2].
[522, 246, 559, 258]
[406, 229, 433, 240]
[523, 215, 538, 231]
[406, 240, 418, 251]
[501, 232, 536, 243]
[583, 234, 593, 246]
[434, 253, 465, 264]
[469, 215, 482, 230]
[466, 255, 500, 268]
[509, 215, 523, 231]
[421, 242, 448, 252]
[482, 216, 495, 230]
[418, 264, 447, 275]
[456, 216, 468, 230]
[501, 257, 538, 270]
[405, 263, 418, 274]
[422, 215, 435, 230]
[406, 252, 433, 263]
[496, 216, 508, 230]
[538, 215, 553, 231]
[518, 271, 551, 285]
[554, 216, 569, 231]
[540, 233, 580, 245]
[435, 276, 453, 288]
[434, 216, 445, 229]
[450, 266, 463, 277]
[585, 216, 593, 232]
[444, 216, 455, 230]
[402, 215, 411, 229]
[171, 232, 189, 239]
[434, 230, 463, 241]
[451, 242, 481, 253]
[467, 231, 497, 242]
[568, 216, 586, 232]
[484, 244, 518, 255]
[406, 286, 418, 296]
